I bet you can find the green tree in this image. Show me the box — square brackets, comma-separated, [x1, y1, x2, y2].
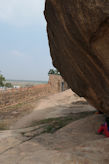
[48, 69, 60, 75]
[5, 83, 13, 88]
[54, 69, 60, 75]
[0, 74, 5, 87]
[48, 69, 55, 75]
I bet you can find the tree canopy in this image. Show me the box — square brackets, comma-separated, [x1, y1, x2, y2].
[5, 83, 13, 88]
[0, 73, 13, 88]
[0, 74, 5, 87]
[48, 69, 60, 75]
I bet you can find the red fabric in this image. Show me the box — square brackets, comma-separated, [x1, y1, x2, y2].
[104, 123, 109, 137]
[98, 124, 105, 134]
[98, 123, 109, 137]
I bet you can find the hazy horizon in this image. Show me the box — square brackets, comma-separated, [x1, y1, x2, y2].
[0, 0, 54, 81]
[6, 79, 48, 82]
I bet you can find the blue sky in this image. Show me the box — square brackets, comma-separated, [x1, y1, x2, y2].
[0, 0, 54, 81]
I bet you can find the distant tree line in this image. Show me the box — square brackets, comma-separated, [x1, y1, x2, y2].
[48, 69, 60, 75]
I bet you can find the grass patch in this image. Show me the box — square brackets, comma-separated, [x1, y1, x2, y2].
[4, 102, 27, 110]
[30, 111, 94, 134]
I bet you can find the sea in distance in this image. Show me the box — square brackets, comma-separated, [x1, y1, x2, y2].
[6, 79, 48, 88]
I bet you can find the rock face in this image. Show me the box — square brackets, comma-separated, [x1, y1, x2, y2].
[44, 0, 109, 114]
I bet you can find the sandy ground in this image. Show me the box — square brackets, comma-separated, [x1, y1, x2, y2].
[12, 89, 93, 129]
[0, 89, 108, 164]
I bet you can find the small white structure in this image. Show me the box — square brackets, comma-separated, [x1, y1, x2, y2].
[13, 85, 20, 89]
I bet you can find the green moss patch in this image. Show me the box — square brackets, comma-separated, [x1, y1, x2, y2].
[30, 111, 94, 134]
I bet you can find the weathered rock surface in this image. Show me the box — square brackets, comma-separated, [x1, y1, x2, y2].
[44, 0, 109, 113]
[0, 115, 107, 164]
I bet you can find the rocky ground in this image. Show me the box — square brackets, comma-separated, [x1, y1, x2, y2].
[0, 89, 108, 164]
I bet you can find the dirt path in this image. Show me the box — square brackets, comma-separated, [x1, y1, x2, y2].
[12, 89, 93, 129]
[0, 90, 108, 164]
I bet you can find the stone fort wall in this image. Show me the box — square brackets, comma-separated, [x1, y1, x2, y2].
[48, 74, 69, 92]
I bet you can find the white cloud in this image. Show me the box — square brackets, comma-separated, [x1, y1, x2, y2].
[11, 50, 24, 56]
[0, 0, 45, 27]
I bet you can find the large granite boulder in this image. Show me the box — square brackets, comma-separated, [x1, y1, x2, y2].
[44, 0, 109, 114]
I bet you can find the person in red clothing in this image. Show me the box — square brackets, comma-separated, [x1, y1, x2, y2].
[98, 117, 109, 137]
